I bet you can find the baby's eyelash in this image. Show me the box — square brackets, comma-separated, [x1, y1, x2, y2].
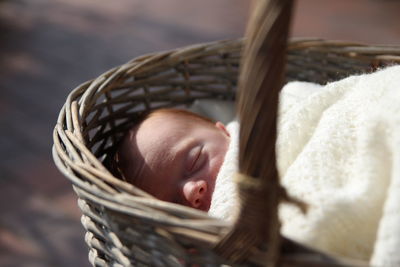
[189, 147, 202, 172]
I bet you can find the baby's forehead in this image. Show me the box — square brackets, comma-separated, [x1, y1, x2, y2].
[138, 113, 199, 134]
[150, 111, 194, 122]
[151, 111, 212, 126]
[140, 113, 185, 132]
[133, 114, 186, 151]
[131, 111, 214, 153]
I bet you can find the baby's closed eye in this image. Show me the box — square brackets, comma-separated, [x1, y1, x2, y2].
[186, 145, 205, 174]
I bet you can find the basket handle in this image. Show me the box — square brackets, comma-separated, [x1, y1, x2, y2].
[214, 1, 356, 266]
[213, 1, 368, 265]
[214, 0, 294, 264]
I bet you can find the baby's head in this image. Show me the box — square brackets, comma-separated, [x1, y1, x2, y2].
[113, 108, 230, 211]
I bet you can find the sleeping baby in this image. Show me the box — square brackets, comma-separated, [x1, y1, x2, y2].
[112, 65, 400, 266]
[113, 108, 231, 211]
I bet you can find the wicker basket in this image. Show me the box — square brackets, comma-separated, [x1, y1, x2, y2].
[53, 37, 400, 266]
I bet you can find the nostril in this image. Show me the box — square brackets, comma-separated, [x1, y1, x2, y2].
[197, 180, 207, 195]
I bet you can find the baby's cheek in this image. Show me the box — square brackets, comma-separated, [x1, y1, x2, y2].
[214, 149, 226, 173]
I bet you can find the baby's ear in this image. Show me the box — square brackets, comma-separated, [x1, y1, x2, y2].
[215, 121, 230, 137]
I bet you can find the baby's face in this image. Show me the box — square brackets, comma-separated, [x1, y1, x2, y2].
[122, 113, 230, 211]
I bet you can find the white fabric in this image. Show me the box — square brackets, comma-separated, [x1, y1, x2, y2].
[208, 121, 240, 221]
[209, 66, 400, 266]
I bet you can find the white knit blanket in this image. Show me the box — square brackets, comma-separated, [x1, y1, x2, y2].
[209, 66, 400, 266]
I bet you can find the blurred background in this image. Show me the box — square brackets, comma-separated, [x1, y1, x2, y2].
[0, 0, 399, 266]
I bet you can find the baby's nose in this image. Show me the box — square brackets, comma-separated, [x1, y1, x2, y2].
[183, 180, 207, 209]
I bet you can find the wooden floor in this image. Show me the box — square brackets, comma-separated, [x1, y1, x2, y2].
[0, 0, 399, 266]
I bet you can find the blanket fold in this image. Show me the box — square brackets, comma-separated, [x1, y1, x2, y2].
[209, 66, 400, 266]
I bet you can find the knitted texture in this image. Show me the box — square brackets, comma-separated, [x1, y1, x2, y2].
[208, 121, 240, 221]
[209, 66, 400, 265]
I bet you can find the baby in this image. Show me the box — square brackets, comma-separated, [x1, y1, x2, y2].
[113, 108, 231, 211]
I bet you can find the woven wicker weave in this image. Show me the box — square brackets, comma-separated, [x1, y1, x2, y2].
[53, 37, 400, 266]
